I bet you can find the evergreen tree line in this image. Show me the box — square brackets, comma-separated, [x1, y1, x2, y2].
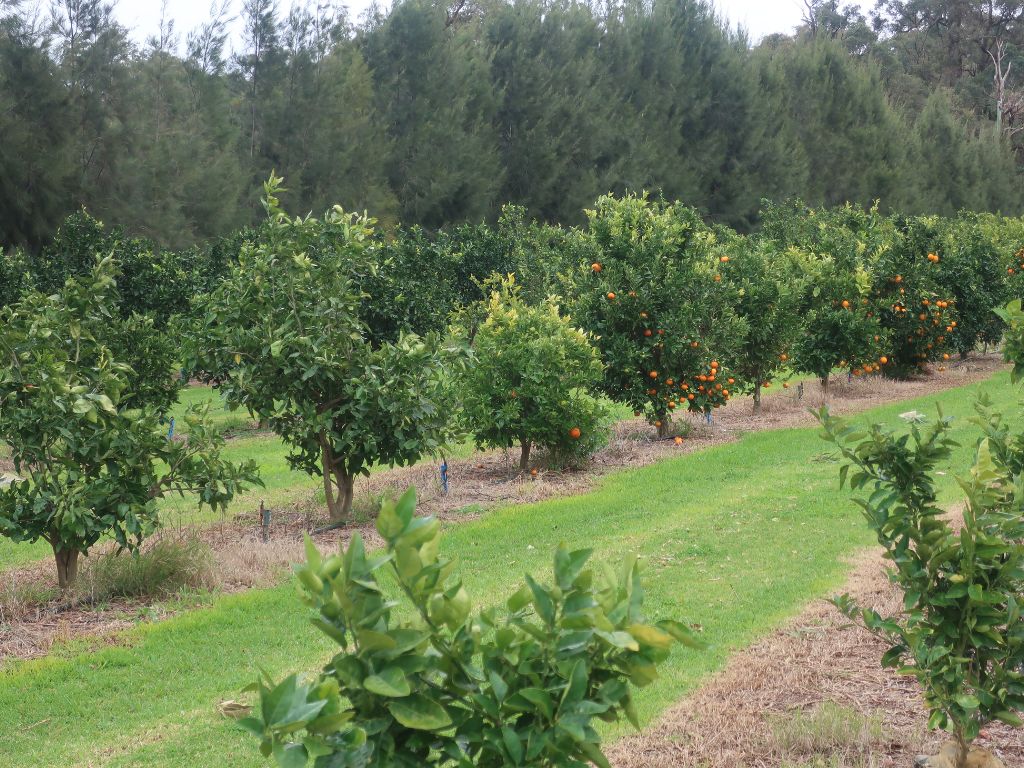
[2, 0, 1023, 252]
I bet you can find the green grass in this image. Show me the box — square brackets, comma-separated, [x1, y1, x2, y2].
[0, 372, 1017, 767]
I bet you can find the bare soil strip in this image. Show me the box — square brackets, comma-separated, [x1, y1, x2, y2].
[607, 546, 1024, 768]
[0, 355, 1007, 662]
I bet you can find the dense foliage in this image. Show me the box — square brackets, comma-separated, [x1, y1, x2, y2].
[189, 178, 463, 522]
[575, 194, 744, 435]
[0, 259, 259, 587]
[819, 401, 1024, 767]
[456, 277, 611, 471]
[2, 0, 1024, 252]
[244, 488, 701, 767]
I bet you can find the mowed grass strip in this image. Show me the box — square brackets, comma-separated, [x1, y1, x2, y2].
[0, 373, 1019, 767]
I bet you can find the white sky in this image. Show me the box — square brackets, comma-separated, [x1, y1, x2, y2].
[32, 0, 872, 50]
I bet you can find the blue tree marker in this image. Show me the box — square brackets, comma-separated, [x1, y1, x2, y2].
[440, 460, 449, 496]
[167, 417, 175, 439]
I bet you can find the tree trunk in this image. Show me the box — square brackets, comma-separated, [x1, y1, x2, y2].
[820, 376, 829, 397]
[519, 440, 532, 473]
[953, 730, 969, 768]
[53, 545, 80, 589]
[752, 382, 762, 415]
[657, 418, 670, 439]
[321, 440, 355, 523]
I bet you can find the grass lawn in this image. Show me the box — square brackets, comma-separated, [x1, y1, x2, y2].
[0, 372, 1019, 767]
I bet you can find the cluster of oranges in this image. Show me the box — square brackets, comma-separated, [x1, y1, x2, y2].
[1009, 248, 1024, 275]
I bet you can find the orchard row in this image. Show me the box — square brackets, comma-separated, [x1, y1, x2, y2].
[4, 180, 1024, 580]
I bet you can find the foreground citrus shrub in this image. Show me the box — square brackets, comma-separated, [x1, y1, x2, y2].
[243, 488, 701, 767]
[456, 276, 611, 471]
[819, 407, 1024, 767]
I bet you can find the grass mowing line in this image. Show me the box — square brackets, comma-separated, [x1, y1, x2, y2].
[0, 372, 1018, 768]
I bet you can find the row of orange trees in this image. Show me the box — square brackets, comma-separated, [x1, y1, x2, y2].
[4, 182, 1024, 586]
[572, 196, 1013, 432]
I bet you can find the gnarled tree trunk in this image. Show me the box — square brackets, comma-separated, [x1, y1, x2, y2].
[752, 382, 762, 415]
[53, 545, 80, 589]
[321, 440, 355, 523]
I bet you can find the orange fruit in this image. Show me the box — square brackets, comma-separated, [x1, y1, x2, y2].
[668, 401, 676, 410]
[879, 356, 888, 365]
[841, 300, 850, 308]
[674, 436, 684, 445]
[894, 275, 902, 283]
[530, 468, 538, 477]
[727, 377, 735, 384]
[710, 360, 719, 368]
[687, 393, 695, 400]
[607, 292, 616, 300]
[644, 329, 653, 337]
[657, 329, 665, 335]
[943, 353, 950, 360]
[649, 370, 658, 379]
[666, 378, 675, 386]
[783, 382, 789, 389]
[720, 255, 730, 263]
[779, 353, 788, 362]
[591, 262, 602, 272]
[713, 274, 722, 282]
[569, 427, 581, 440]
[690, 341, 699, 348]
[654, 420, 662, 428]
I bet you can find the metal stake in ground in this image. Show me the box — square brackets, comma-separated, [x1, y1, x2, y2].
[259, 500, 271, 543]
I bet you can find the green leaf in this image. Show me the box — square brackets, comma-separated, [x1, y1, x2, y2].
[388, 694, 452, 731]
[272, 742, 308, 768]
[363, 667, 411, 698]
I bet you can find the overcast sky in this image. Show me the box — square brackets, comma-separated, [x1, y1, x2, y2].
[35, 0, 872, 51]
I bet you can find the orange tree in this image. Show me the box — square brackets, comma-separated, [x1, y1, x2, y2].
[453, 277, 611, 472]
[573, 194, 744, 436]
[717, 234, 805, 413]
[760, 201, 888, 390]
[188, 178, 464, 523]
[871, 216, 958, 378]
[927, 214, 1007, 359]
[0, 259, 260, 587]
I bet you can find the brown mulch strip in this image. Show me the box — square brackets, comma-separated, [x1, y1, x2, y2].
[607, 551, 1024, 767]
[0, 355, 1008, 663]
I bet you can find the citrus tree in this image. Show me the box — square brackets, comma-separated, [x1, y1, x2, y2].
[718, 235, 804, 413]
[0, 259, 260, 587]
[455, 276, 611, 472]
[819, 406, 1024, 768]
[928, 214, 1006, 359]
[575, 193, 744, 436]
[30, 209, 193, 326]
[760, 201, 888, 390]
[189, 177, 464, 523]
[243, 487, 702, 768]
[871, 216, 958, 377]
